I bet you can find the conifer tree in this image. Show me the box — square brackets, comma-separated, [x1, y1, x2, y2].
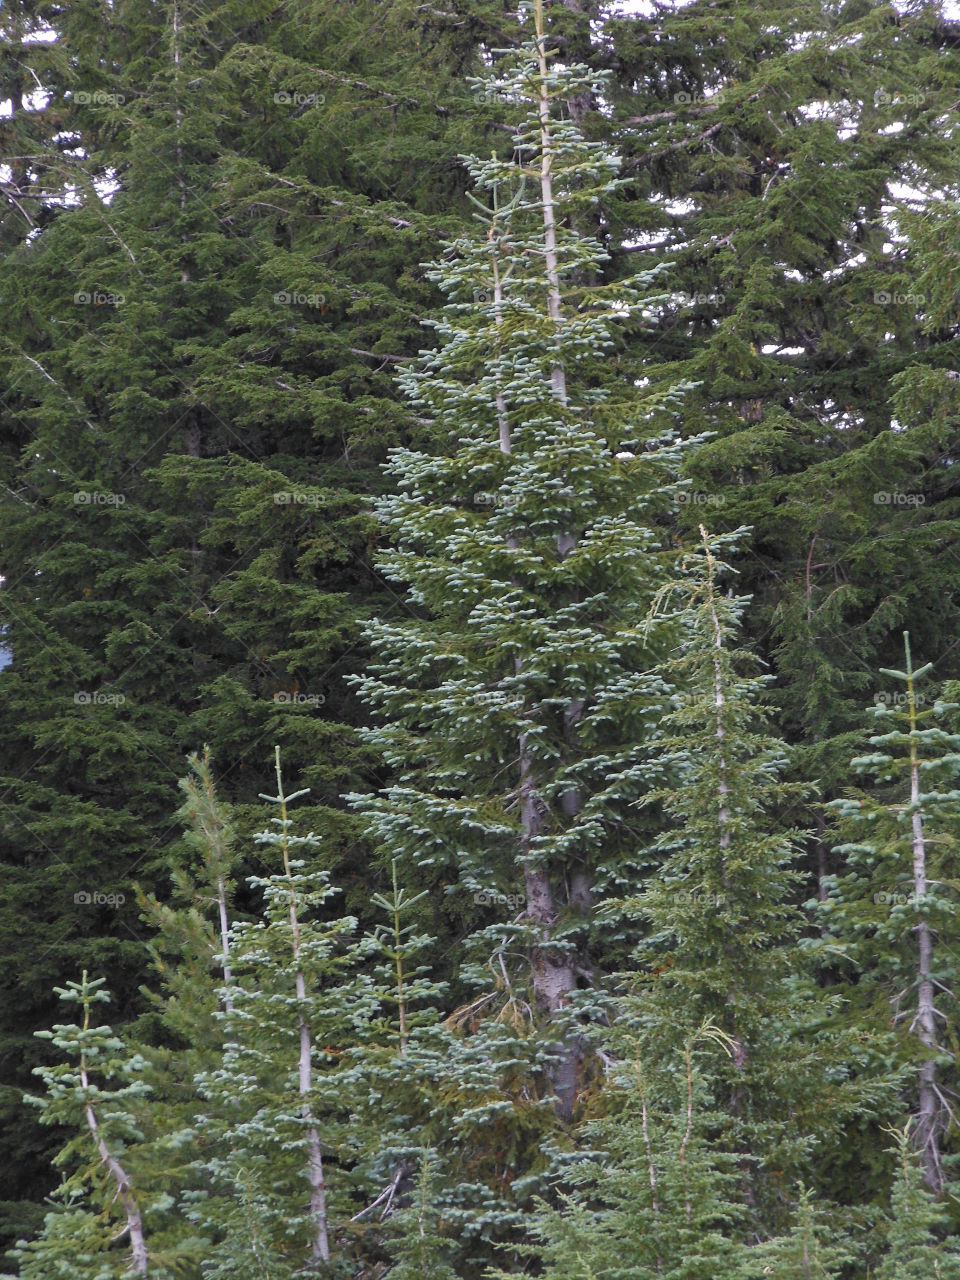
[187, 748, 372, 1276]
[380, 1153, 459, 1280]
[877, 1123, 960, 1280]
[0, 0, 505, 1238]
[5, 974, 158, 1279]
[349, 2, 700, 1258]
[739, 1187, 852, 1280]
[618, 527, 871, 1212]
[603, 0, 960, 907]
[823, 635, 960, 1190]
[352, 0, 693, 1114]
[492, 1022, 750, 1280]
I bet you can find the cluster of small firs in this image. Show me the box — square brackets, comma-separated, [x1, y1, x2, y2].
[3, 0, 960, 1276]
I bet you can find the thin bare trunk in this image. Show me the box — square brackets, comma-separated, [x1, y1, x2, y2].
[79, 1011, 148, 1275]
[533, 0, 568, 409]
[905, 652, 941, 1189]
[215, 873, 234, 1014]
[275, 749, 330, 1264]
[527, 2, 588, 1117]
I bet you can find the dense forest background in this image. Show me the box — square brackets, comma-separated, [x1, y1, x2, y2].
[2, 0, 960, 1275]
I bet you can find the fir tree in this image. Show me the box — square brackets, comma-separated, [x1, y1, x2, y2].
[350, 0, 697, 1255]
[5, 973, 156, 1279]
[492, 1022, 750, 1280]
[823, 634, 960, 1190]
[352, 0, 692, 1103]
[188, 747, 372, 1276]
[876, 1123, 960, 1280]
[617, 527, 872, 1213]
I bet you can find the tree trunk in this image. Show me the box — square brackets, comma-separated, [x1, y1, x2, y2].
[80, 1064, 148, 1275]
[277, 750, 331, 1264]
[908, 678, 941, 1190]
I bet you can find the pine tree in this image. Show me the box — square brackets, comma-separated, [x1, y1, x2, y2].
[823, 634, 960, 1190]
[352, 0, 692, 1094]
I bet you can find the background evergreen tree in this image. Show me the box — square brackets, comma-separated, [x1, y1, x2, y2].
[0, 0, 507, 1241]
[601, 0, 960, 905]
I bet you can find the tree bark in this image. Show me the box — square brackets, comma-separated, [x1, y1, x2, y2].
[907, 666, 941, 1190]
[276, 750, 331, 1264]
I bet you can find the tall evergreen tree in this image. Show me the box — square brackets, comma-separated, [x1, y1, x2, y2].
[616, 527, 876, 1218]
[350, 18, 697, 1255]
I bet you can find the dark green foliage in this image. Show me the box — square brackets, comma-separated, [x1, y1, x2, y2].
[0, 0, 505, 1239]
[3, 0, 960, 1274]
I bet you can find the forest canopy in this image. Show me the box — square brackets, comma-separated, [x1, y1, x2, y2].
[1, 0, 960, 1276]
